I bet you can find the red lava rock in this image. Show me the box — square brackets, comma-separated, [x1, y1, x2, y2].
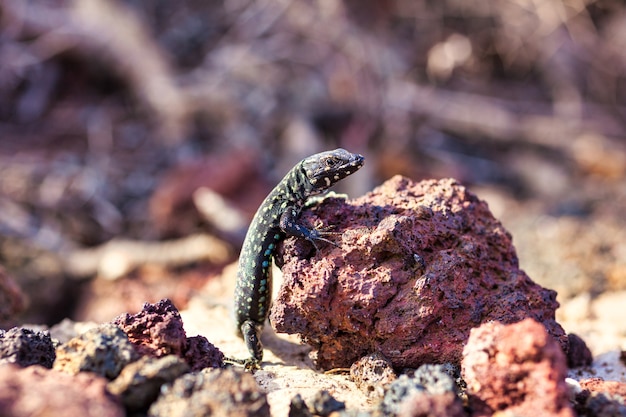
[579, 378, 626, 401]
[574, 379, 626, 417]
[0, 267, 25, 324]
[183, 335, 224, 371]
[0, 327, 55, 368]
[461, 318, 575, 417]
[567, 333, 593, 368]
[0, 364, 124, 417]
[113, 299, 187, 357]
[113, 299, 223, 370]
[270, 176, 567, 369]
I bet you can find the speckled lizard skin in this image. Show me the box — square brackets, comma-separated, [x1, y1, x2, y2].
[231, 148, 364, 369]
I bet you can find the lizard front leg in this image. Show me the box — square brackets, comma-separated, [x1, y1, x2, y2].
[279, 207, 337, 250]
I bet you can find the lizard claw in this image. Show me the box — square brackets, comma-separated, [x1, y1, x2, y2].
[308, 226, 341, 250]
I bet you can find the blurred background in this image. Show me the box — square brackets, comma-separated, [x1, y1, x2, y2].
[0, 0, 625, 331]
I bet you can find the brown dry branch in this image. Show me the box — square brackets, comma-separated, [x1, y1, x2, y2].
[401, 84, 625, 148]
[64, 234, 231, 281]
[192, 187, 248, 236]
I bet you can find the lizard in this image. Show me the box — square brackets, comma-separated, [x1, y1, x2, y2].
[229, 148, 365, 370]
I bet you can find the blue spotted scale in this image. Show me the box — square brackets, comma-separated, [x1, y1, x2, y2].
[230, 148, 365, 369]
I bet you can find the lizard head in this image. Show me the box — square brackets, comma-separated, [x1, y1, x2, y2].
[301, 148, 365, 193]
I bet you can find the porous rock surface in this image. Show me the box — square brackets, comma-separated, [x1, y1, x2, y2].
[579, 378, 626, 402]
[113, 298, 224, 370]
[271, 175, 568, 369]
[461, 318, 574, 417]
[575, 378, 626, 415]
[148, 367, 270, 417]
[113, 299, 187, 357]
[0, 327, 55, 368]
[381, 364, 466, 417]
[350, 352, 397, 399]
[0, 364, 124, 417]
[54, 323, 139, 379]
[107, 355, 189, 411]
[184, 334, 224, 371]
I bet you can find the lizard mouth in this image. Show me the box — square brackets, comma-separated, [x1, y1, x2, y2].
[333, 153, 364, 178]
[308, 149, 365, 188]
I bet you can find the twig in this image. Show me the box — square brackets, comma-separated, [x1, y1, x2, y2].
[64, 233, 232, 281]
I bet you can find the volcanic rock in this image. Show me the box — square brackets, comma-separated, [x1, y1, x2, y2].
[0, 327, 55, 368]
[271, 176, 567, 369]
[380, 365, 465, 417]
[53, 323, 139, 379]
[107, 355, 189, 411]
[350, 352, 397, 399]
[0, 364, 124, 417]
[183, 335, 224, 371]
[567, 333, 593, 368]
[148, 367, 270, 417]
[461, 318, 574, 417]
[113, 298, 187, 357]
[112, 299, 224, 370]
[575, 378, 626, 416]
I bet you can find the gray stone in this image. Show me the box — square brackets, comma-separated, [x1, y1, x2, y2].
[148, 367, 269, 417]
[107, 355, 189, 411]
[54, 323, 139, 379]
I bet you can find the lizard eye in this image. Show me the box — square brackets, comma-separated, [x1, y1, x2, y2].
[324, 157, 339, 168]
